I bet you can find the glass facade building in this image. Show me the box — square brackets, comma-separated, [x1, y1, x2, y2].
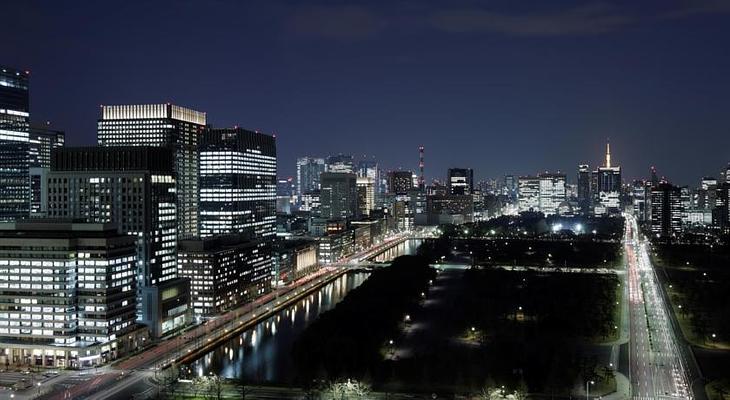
[296, 157, 326, 202]
[0, 66, 31, 221]
[199, 127, 277, 239]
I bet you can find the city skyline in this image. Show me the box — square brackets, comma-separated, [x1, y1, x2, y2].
[3, 1, 730, 184]
[2, 2, 730, 399]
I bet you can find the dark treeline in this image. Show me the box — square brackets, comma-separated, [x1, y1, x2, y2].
[465, 239, 622, 269]
[291, 255, 436, 384]
[655, 244, 730, 343]
[458, 269, 619, 341]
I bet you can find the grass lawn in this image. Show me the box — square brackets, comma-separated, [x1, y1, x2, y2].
[666, 286, 730, 350]
[706, 379, 730, 400]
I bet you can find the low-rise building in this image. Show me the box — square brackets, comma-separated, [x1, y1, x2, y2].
[273, 239, 319, 284]
[318, 230, 354, 264]
[178, 235, 271, 318]
[0, 221, 146, 368]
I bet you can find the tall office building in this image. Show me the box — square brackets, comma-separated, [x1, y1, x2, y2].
[0, 221, 141, 368]
[388, 170, 414, 195]
[632, 180, 649, 222]
[325, 154, 354, 173]
[0, 66, 31, 221]
[714, 183, 730, 229]
[577, 164, 591, 214]
[518, 176, 540, 212]
[97, 104, 206, 238]
[320, 172, 358, 220]
[199, 127, 277, 239]
[650, 166, 659, 188]
[296, 157, 326, 200]
[277, 177, 296, 214]
[448, 168, 474, 195]
[538, 172, 567, 215]
[723, 164, 730, 184]
[650, 183, 683, 239]
[299, 191, 321, 213]
[503, 175, 517, 199]
[28, 125, 65, 217]
[356, 177, 375, 217]
[48, 146, 177, 286]
[29, 124, 65, 168]
[356, 159, 378, 179]
[698, 177, 718, 210]
[47, 147, 189, 336]
[595, 142, 621, 214]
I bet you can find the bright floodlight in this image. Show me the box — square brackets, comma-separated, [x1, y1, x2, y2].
[552, 223, 562, 232]
[574, 223, 583, 232]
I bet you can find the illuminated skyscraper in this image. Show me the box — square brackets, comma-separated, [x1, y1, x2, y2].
[97, 104, 206, 238]
[447, 168, 474, 195]
[650, 183, 683, 238]
[518, 176, 540, 212]
[356, 177, 375, 216]
[538, 172, 567, 215]
[325, 154, 354, 173]
[595, 142, 621, 215]
[296, 157, 326, 200]
[28, 125, 65, 217]
[0, 66, 31, 221]
[199, 127, 277, 239]
[577, 164, 591, 214]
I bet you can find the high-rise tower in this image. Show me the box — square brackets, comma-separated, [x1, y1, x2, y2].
[97, 104, 206, 238]
[418, 145, 425, 192]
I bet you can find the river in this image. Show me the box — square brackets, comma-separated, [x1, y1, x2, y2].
[185, 239, 422, 384]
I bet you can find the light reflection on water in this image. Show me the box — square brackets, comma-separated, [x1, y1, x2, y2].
[186, 239, 422, 384]
[186, 272, 369, 384]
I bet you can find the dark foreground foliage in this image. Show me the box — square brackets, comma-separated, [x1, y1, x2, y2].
[292, 255, 435, 384]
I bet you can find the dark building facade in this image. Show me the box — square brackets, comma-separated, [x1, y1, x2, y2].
[577, 164, 591, 214]
[320, 172, 358, 220]
[388, 170, 413, 195]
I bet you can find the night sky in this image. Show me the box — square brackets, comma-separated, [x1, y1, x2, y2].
[4, 1, 729, 185]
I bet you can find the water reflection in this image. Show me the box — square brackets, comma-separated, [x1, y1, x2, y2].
[187, 240, 422, 384]
[373, 239, 423, 263]
[187, 272, 370, 384]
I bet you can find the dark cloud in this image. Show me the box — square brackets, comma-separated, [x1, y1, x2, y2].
[429, 3, 633, 36]
[287, 5, 386, 40]
[657, 0, 730, 20]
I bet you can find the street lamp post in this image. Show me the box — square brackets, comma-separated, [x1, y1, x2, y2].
[586, 380, 594, 400]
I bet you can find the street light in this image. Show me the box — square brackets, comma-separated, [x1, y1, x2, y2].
[586, 380, 594, 400]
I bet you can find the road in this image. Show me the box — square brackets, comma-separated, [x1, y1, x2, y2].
[23, 231, 419, 400]
[625, 214, 691, 399]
